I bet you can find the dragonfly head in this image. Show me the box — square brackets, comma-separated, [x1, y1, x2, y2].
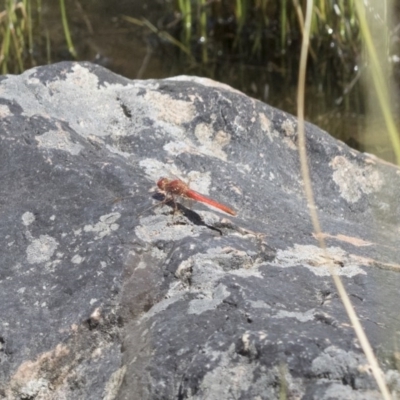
[157, 177, 169, 190]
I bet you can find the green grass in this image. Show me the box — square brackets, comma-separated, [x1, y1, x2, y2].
[0, 0, 76, 74]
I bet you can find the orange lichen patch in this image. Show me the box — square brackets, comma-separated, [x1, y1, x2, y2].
[349, 254, 400, 272]
[313, 233, 400, 271]
[314, 232, 373, 247]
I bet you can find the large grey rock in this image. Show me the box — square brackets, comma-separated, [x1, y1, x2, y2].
[0, 62, 400, 399]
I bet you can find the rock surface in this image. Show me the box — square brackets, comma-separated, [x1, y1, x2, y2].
[1, 62, 400, 399]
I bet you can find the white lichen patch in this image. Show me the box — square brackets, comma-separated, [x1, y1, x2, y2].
[103, 366, 127, 400]
[247, 300, 271, 309]
[53, 63, 99, 88]
[144, 90, 195, 125]
[188, 283, 230, 315]
[21, 211, 35, 226]
[35, 124, 83, 155]
[105, 143, 131, 159]
[311, 346, 364, 379]
[73, 228, 82, 236]
[83, 212, 120, 239]
[281, 119, 297, 150]
[150, 247, 168, 260]
[259, 112, 278, 143]
[273, 309, 315, 322]
[18, 378, 50, 399]
[274, 244, 366, 277]
[26, 235, 59, 264]
[330, 156, 383, 203]
[163, 140, 197, 156]
[194, 343, 303, 399]
[185, 170, 212, 194]
[6, 64, 134, 142]
[165, 246, 264, 316]
[135, 215, 197, 243]
[139, 158, 184, 182]
[71, 254, 84, 264]
[197, 344, 257, 397]
[241, 331, 268, 357]
[183, 247, 261, 288]
[162, 130, 232, 161]
[259, 112, 271, 132]
[193, 123, 231, 160]
[0, 104, 11, 118]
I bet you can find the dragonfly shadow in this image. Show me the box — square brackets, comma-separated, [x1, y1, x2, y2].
[152, 193, 223, 235]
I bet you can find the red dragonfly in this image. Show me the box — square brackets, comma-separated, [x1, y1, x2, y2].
[157, 177, 236, 216]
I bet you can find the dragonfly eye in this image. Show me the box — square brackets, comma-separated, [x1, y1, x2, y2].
[157, 177, 167, 190]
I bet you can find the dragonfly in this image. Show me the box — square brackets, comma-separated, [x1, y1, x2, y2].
[157, 177, 236, 216]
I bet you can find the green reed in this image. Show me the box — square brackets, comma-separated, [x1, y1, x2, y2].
[0, 0, 23, 74]
[0, 0, 76, 74]
[178, 0, 192, 48]
[173, 0, 361, 74]
[199, 0, 207, 63]
[59, 0, 76, 58]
